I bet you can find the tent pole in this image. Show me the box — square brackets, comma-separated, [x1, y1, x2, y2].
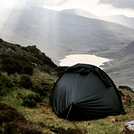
[66, 104, 73, 120]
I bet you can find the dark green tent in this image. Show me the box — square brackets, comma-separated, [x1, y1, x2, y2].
[51, 64, 125, 120]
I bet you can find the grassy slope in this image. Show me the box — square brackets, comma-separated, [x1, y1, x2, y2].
[0, 71, 134, 134]
[0, 39, 134, 134]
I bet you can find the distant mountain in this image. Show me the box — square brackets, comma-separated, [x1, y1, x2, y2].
[102, 15, 134, 29]
[120, 41, 134, 55]
[61, 8, 96, 18]
[104, 41, 134, 88]
[1, 7, 134, 87]
[1, 7, 134, 63]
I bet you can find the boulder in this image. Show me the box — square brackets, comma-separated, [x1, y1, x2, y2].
[123, 121, 134, 134]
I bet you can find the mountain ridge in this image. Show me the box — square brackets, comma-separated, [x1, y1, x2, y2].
[0, 38, 57, 75]
[1, 7, 134, 63]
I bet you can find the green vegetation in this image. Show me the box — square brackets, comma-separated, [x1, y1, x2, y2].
[19, 75, 32, 89]
[0, 68, 133, 134]
[0, 73, 16, 96]
[0, 39, 133, 134]
[22, 93, 42, 107]
[1, 55, 34, 75]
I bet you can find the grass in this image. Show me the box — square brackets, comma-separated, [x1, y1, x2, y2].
[0, 89, 36, 111]
[1, 89, 133, 134]
[32, 69, 57, 91]
[0, 72, 134, 134]
[21, 105, 133, 134]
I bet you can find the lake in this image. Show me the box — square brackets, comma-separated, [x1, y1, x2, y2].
[59, 54, 111, 68]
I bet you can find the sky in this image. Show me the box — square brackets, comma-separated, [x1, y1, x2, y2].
[43, 0, 134, 17]
[1, 0, 134, 17]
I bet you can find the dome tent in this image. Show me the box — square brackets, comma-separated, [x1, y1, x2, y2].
[51, 64, 125, 120]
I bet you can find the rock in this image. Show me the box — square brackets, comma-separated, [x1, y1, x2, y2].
[123, 121, 134, 134]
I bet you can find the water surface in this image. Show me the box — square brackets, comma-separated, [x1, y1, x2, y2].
[59, 54, 110, 67]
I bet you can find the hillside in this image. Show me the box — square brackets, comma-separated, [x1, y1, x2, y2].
[0, 38, 57, 75]
[0, 39, 134, 134]
[1, 7, 134, 63]
[120, 41, 134, 55]
[102, 41, 134, 88]
[1, 7, 134, 87]
[102, 15, 134, 29]
[0, 39, 58, 133]
[61, 8, 96, 18]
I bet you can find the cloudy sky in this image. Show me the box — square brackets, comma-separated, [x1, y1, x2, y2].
[99, 0, 134, 9]
[1, 0, 134, 17]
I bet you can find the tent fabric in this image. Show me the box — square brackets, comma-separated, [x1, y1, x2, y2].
[51, 64, 125, 120]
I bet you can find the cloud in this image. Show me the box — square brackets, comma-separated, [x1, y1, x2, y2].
[99, 0, 134, 9]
